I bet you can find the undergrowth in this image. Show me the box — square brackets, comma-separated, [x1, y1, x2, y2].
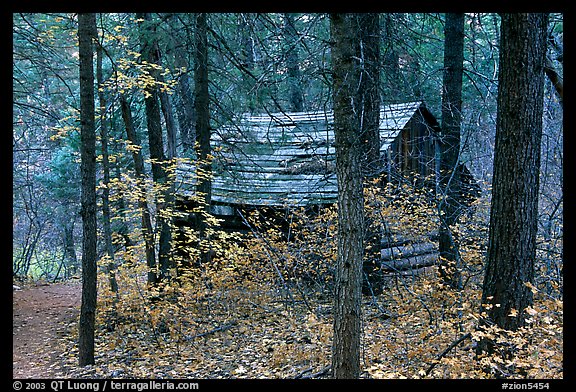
[56, 180, 563, 379]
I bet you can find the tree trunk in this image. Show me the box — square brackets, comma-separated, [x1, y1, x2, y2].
[62, 217, 78, 277]
[283, 13, 304, 112]
[330, 13, 364, 379]
[194, 13, 212, 265]
[381, 14, 408, 102]
[77, 12, 98, 367]
[358, 13, 381, 174]
[239, 13, 256, 113]
[96, 39, 118, 294]
[438, 13, 465, 290]
[170, 14, 196, 154]
[120, 95, 158, 285]
[477, 13, 548, 356]
[381, 241, 436, 261]
[137, 12, 173, 282]
[159, 89, 178, 160]
[355, 14, 382, 295]
[544, 57, 563, 107]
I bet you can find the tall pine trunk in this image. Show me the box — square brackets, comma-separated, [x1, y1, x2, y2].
[120, 95, 158, 286]
[78, 12, 98, 367]
[477, 13, 548, 356]
[358, 13, 381, 174]
[194, 13, 212, 265]
[283, 13, 304, 112]
[169, 14, 195, 154]
[239, 13, 256, 113]
[330, 13, 365, 379]
[62, 215, 78, 276]
[438, 13, 465, 290]
[357, 13, 383, 296]
[137, 12, 174, 282]
[96, 39, 118, 294]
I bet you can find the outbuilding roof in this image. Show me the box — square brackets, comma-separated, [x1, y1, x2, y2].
[176, 101, 434, 207]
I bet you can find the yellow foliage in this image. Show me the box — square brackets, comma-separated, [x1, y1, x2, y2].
[54, 173, 562, 379]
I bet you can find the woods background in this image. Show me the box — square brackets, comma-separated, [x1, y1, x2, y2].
[13, 13, 563, 379]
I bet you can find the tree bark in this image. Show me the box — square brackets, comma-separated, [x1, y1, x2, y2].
[159, 89, 178, 160]
[137, 12, 173, 282]
[438, 13, 465, 289]
[477, 13, 548, 356]
[356, 14, 382, 295]
[96, 39, 118, 294]
[194, 13, 213, 265]
[166, 13, 196, 154]
[358, 13, 381, 174]
[120, 95, 158, 286]
[544, 57, 563, 107]
[283, 13, 304, 112]
[170, 17, 196, 154]
[330, 13, 364, 379]
[77, 12, 98, 367]
[382, 14, 403, 102]
[239, 13, 257, 113]
[62, 214, 78, 276]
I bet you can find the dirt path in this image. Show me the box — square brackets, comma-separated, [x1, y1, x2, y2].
[13, 280, 82, 379]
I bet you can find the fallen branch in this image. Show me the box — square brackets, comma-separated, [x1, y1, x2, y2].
[295, 365, 331, 379]
[424, 332, 472, 376]
[185, 320, 238, 341]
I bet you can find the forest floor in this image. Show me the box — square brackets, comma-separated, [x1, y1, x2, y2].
[11, 272, 563, 380]
[13, 280, 81, 378]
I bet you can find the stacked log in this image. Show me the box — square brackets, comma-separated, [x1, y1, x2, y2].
[379, 235, 439, 273]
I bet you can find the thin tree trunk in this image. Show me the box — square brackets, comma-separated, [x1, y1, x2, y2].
[120, 95, 158, 286]
[62, 218, 78, 276]
[438, 13, 465, 290]
[113, 164, 134, 249]
[544, 57, 563, 107]
[18, 220, 44, 278]
[239, 13, 256, 113]
[283, 13, 304, 112]
[358, 13, 381, 173]
[330, 13, 365, 379]
[194, 13, 212, 265]
[159, 90, 178, 160]
[96, 40, 118, 294]
[382, 14, 403, 102]
[78, 12, 98, 367]
[137, 12, 173, 282]
[168, 14, 196, 154]
[356, 13, 382, 295]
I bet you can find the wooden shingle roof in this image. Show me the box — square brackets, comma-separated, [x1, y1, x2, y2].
[176, 101, 429, 207]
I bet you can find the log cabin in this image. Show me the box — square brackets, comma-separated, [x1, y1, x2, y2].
[173, 101, 483, 286]
[175, 101, 442, 221]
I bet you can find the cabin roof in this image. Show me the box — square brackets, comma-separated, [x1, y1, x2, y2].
[176, 101, 436, 207]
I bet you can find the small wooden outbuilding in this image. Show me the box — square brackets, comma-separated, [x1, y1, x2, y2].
[176, 101, 441, 215]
